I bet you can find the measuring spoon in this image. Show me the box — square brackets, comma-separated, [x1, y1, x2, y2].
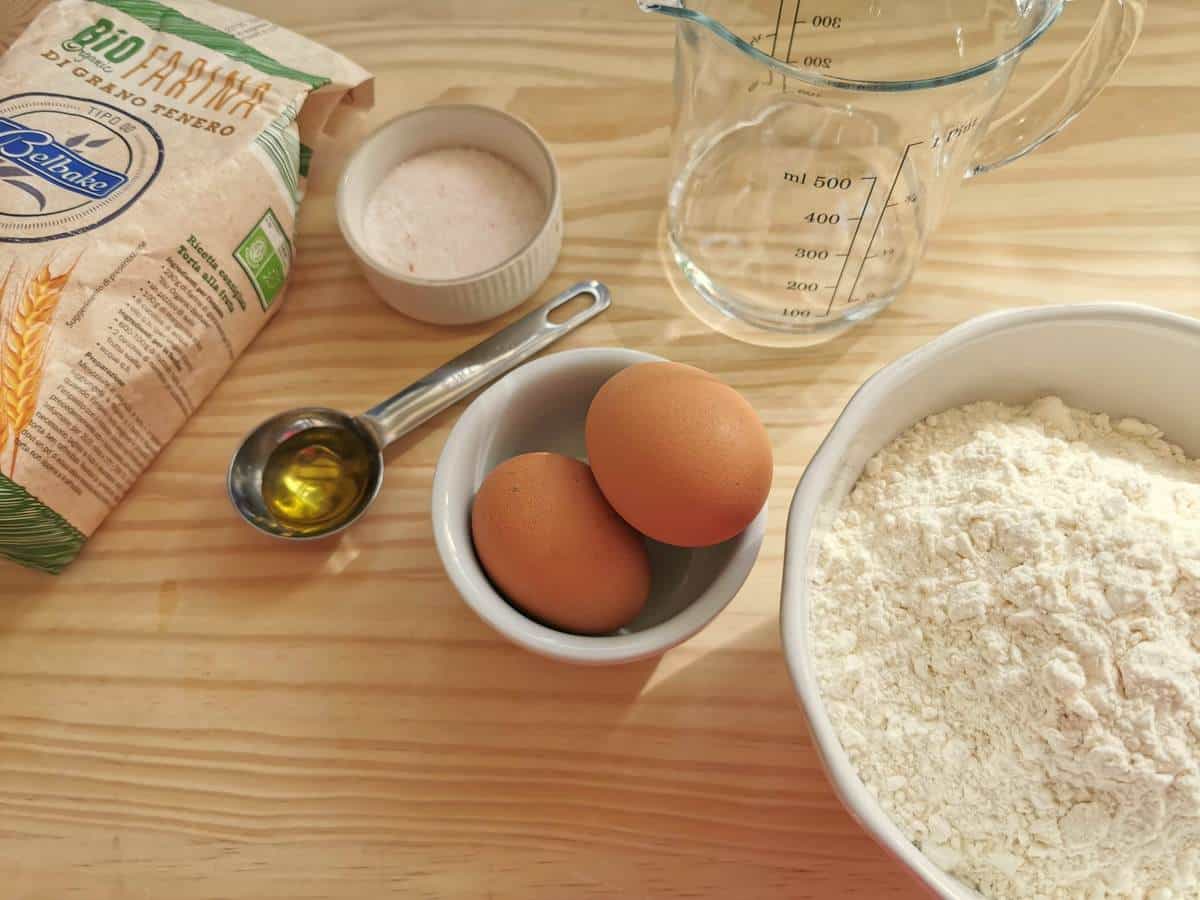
[228, 281, 611, 540]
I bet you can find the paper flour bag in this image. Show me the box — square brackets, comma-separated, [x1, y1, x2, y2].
[0, 0, 372, 572]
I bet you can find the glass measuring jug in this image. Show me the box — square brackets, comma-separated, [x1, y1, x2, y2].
[640, 0, 1145, 346]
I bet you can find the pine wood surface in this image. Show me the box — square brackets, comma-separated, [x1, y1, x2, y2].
[1, 0, 1197, 896]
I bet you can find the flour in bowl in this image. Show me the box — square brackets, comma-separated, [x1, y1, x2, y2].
[811, 396, 1200, 899]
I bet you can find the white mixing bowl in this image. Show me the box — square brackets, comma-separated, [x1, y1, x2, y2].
[781, 304, 1200, 899]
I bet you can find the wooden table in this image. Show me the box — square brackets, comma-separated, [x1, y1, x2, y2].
[2, 1, 1197, 896]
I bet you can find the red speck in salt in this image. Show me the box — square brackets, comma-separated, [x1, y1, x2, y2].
[363, 148, 545, 281]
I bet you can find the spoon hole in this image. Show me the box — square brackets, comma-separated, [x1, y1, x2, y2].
[547, 292, 596, 325]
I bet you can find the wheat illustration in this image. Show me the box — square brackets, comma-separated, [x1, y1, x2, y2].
[1, 258, 76, 478]
[0, 261, 13, 465]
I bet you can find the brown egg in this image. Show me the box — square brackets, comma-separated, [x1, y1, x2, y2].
[470, 452, 651, 634]
[585, 362, 772, 547]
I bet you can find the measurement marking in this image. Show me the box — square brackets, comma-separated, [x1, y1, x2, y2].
[886, 202, 898, 208]
[848, 142, 923, 304]
[785, 1, 801, 62]
[769, 0, 785, 58]
[825, 175, 877, 315]
[847, 216, 862, 222]
[835, 252, 849, 257]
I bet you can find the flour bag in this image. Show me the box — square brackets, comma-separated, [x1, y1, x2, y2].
[0, 0, 372, 572]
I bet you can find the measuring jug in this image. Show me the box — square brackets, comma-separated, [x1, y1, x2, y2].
[640, 0, 1144, 345]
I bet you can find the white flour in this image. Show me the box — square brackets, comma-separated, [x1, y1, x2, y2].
[811, 397, 1200, 899]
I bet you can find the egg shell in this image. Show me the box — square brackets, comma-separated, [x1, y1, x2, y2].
[470, 452, 651, 635]
[585, 362, 772, 547]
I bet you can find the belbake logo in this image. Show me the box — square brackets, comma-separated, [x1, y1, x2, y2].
[0, 92, 163, 243]
[0, 117, 129, 200]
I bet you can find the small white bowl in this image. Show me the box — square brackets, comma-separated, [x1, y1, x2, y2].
[336, 104, 563, 325]
[781, 303, 1200, 900]
[432, 347, 767, 665]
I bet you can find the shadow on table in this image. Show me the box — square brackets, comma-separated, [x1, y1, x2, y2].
[446, 607, 665, 705]
[0, 567, 56, 624]
[415, 610, 925, 897]
[621, 613, 927, 896]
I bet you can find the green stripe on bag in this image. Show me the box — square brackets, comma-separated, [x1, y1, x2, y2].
[91, 0, 331, 89]
[0, 475, 86, 574]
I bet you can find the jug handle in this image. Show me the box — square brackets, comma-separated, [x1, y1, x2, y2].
[967, 0, 1145, 178]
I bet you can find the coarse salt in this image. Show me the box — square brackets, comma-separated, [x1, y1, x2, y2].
[362, 147, 545, 280]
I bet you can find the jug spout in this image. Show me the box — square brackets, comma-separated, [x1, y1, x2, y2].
[637, 1, 738, 48]
[640, 0, 707, 22]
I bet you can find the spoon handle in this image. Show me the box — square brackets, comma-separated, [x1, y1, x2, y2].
[360, 281, 611, 448]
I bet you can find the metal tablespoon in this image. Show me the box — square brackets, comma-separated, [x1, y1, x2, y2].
[228, 280, 611, 540]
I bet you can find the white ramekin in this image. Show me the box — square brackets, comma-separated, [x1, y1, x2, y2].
[336, 104, 563, 325]
[781, 303, 1200, 900]
[432, 347, 767, 665]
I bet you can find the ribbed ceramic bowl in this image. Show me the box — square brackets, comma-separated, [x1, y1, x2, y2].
[781, 304, 1200, 899]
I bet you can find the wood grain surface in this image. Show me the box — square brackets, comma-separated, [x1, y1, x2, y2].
[2, 1, 1198, 897]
